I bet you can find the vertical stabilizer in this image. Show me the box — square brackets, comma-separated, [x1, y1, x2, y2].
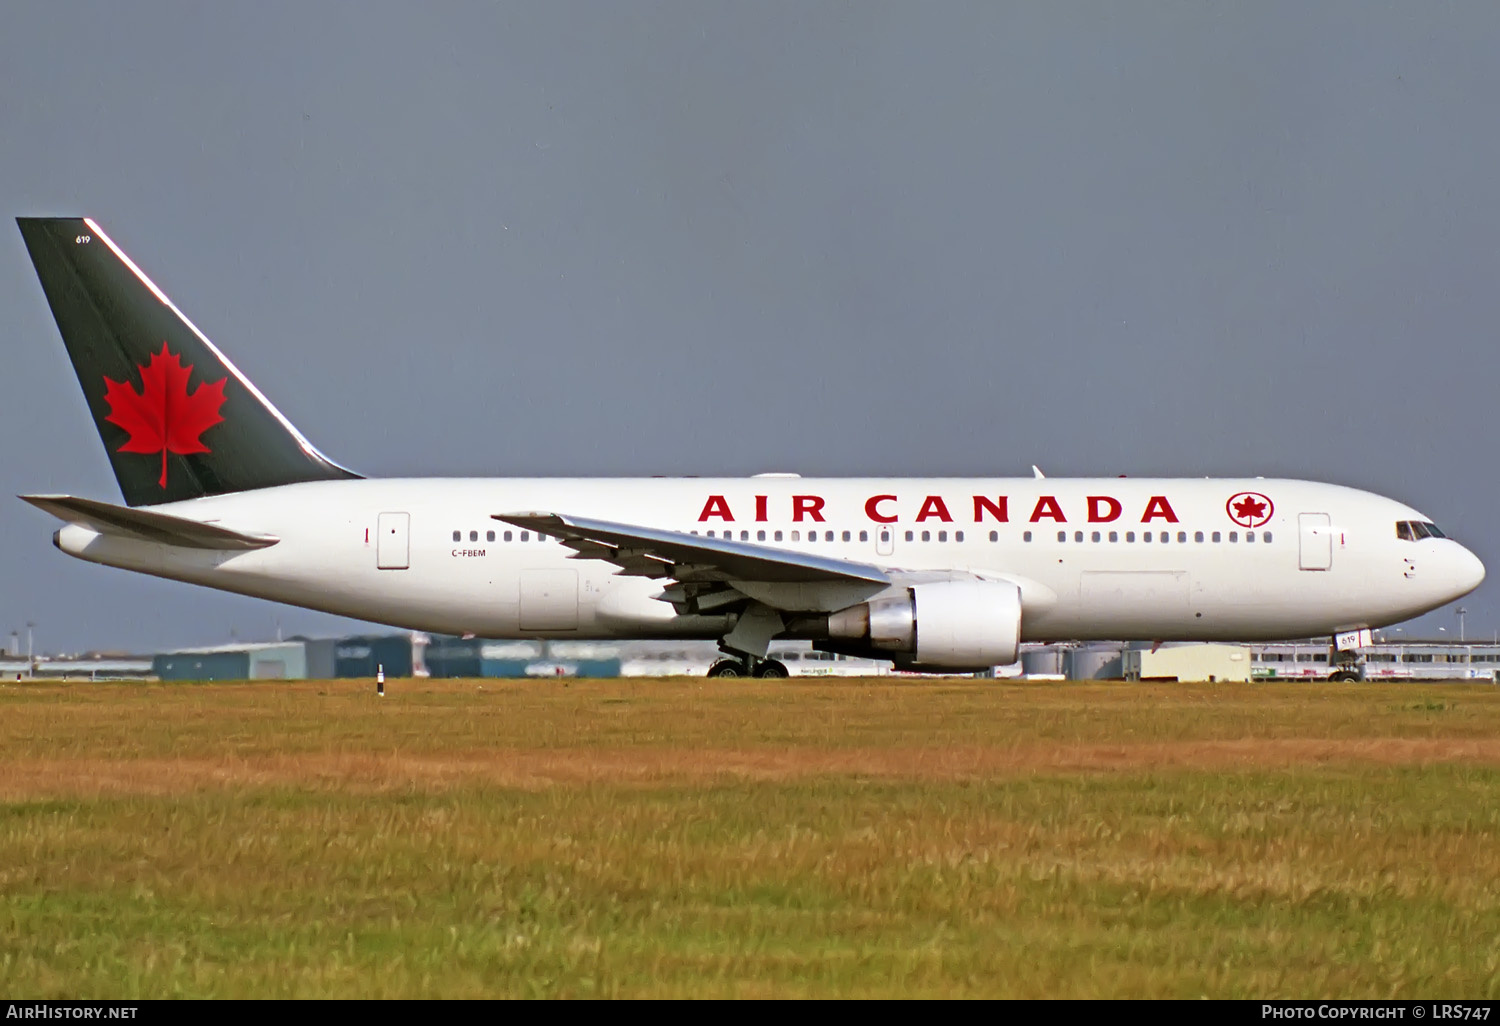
[17, 217, 359, 506]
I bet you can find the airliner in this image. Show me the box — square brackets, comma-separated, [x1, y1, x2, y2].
[15, 217, 1485, 677]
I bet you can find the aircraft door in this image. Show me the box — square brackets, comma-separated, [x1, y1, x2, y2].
[876, 525, 895, 557]
[1298, 513, 1332, 571]
[376, 512, 410, 570]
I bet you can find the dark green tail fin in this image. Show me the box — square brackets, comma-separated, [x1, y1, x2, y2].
[17, 217, 359, 506]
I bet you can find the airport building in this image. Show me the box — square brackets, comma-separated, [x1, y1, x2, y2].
[0, 655, 154, 680]
[153, 642, 309, 682]
[7, 634, 1500, 683]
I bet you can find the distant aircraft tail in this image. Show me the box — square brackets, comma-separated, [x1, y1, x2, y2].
[17, 217, 359, 507]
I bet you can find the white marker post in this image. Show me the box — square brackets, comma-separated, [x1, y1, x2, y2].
[377, 664, 385, 697]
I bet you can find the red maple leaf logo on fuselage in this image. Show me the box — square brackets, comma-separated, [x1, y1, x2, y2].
[1232, 496, 1267, 522]
[1225, 491, 1274, 528]
[102, 343, 227, 489]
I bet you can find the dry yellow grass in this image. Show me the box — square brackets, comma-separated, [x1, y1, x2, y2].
[1, 678, 1498, 997]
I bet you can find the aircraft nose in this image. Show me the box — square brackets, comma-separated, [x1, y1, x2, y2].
[1449, 544, 1486, 598]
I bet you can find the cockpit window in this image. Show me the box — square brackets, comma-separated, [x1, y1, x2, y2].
[1397, 520, 1447, 541]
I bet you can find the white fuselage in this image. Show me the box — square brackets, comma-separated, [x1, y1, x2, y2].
[52, 477, 1484, 643]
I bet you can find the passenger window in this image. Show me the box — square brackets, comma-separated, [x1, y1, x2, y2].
[842, 531, 851, 542]
[990, 530, 999, 542]
[539, 534, 547, 542]
[1212, 531, 1221, 542]
[859, 530, 869, 542]
[758, 530, 766, 541]
[937, 531, 947, 542]
[1229, 531, 1237, 542]
[826, 531, 834, 541]
[1194, 531, 1204, 542]
[792, 531, 801, 542]
[1160, 532, 1169, 543]
[504, 531, 512, 542]
[1177, 531, 1187, 543]
[775, 530, 784, 541]
[1263, 531, 1273, 543]
[955, 531, 964, 542]
[1074, 531, 1084, 543]
[487, 530, 496, 542]
[521, 532, 530, 542]
[1143, 532, 1151, 543]
[1091, 531, 1101, 542]
[1023, 531, 1032, 542]
[452, 531, 460, 542]
[469, 530, 478, 542]
[905, 531, 914, 542]
[921, 531, 931, 542]
[1247, 531, 1256, 543]
[1108, 531, 1118, 542]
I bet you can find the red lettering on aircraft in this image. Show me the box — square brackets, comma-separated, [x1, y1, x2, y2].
[1029, 496, 1066, 522]
[792, 495, 826, 522]
[915, 495, 953, 523]
[865, 494, 898, 524]
[693, 491, 1182, 526]
[1087, 496, 1122, 523]
[973, 496, 1009, 523]
[1141, 496, 1179, 523]
[698, 495, 733, 522]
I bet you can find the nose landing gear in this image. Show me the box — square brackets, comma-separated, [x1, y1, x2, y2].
[1327, 631, 1367, 682]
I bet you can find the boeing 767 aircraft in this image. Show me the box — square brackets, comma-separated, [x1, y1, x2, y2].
[14, 217, 1485, 676]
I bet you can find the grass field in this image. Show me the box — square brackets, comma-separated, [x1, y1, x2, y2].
[2, 677, 1499, 998]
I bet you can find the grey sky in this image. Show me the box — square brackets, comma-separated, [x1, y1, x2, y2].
[3, 2, 1498, 653]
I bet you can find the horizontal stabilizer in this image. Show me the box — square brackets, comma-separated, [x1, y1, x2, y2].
[20, 494, 279, 550]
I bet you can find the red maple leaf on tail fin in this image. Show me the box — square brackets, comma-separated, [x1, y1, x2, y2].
[102, 343, 227, 488]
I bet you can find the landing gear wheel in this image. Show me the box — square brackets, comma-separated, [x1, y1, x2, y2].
[1328, 670, 1360, 683]
[707, 659, 749, 678]
[754, 659, 789, 679]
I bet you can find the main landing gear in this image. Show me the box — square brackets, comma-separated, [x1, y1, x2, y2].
[709, 602, 789, 678]
[707, 657, 789, 679]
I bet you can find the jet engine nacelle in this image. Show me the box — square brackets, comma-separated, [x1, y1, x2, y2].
[827, 579, 1022, 672]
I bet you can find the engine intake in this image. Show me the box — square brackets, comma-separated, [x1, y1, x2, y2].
[827, 579, 1022, 671]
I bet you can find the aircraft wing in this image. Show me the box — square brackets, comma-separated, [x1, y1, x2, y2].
[21, 494, 280, 550]
[493, 511, 890, 587]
